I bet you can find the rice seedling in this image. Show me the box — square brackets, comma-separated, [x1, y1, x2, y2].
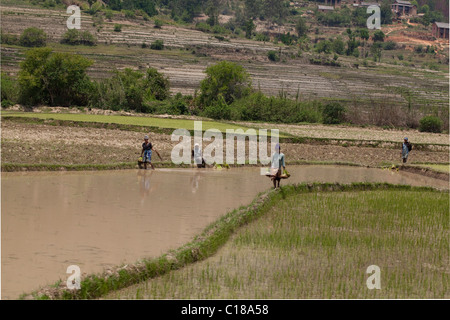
[104, 187, 448, 299]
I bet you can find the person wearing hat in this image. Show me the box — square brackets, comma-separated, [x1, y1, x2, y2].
[140, 135, 162, 170]
[270, 143, 286, 189]
[401, 137, 411, 164]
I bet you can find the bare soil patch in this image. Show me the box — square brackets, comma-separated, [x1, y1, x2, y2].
[2, 121, 448, 167]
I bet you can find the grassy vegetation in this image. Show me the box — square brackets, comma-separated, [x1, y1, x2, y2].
[1, 112, 251, 133]
[107, 186, 448, 299]
[27, 183, 447, 300]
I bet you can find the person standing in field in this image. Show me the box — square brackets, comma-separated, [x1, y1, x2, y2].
[192, 143, 206, 168]
[271, 143, 286, 189]
[401, 137, 412, 164]
[140, 135, 162, 170]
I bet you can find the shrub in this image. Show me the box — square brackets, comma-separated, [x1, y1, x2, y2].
[61, 29, 97, 46]
[18, 48, 93, 106]
[150, 39, 164, 50]
[143, 67, 170, 101]
[154, 19, 163, 28]
[1, 72, 19, 106]
[296, 17, 308, 37]
[114, 24, 122, 32]
[1, 32, 19, 45]
[105, 10, 114, 20]
[419, 116, 443, 133]
[229, 92, 322, 124]
[267, 50, 279, 61]
[195, 22, 211, 33]
[19, 27, 47, 47]
[316, 40, 332, 54]
[123, 10, 135, 19]
[255, 33, 270, 42]
[322, 102, 346, 124]
[383, 41, 396, 50]
[201, 95, 231, 120]
[91, 67, 170, 112]
[212, 25, 227, 34]
[372, 30, 385, 42]
[331, 37, 345, 55]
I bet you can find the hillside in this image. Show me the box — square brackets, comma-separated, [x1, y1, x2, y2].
[1, 0, 449, 128]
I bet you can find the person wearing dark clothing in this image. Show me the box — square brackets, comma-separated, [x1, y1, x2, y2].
[401, 137, 412, 164]
[140, 135, 162, 169]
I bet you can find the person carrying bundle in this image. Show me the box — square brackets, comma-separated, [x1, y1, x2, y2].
[270, 143, 287, 189]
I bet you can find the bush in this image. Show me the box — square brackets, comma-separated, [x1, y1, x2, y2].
[296, 17, 308, 37]
[195, 22, 211, 33]
[123, 10, 135, 19]
[322, 102, 346, 124]
[255, 33, 270, 42]
[372, 30, 385, 42]
[91, 67, 170, 112]
[1, 32, 19, 45]
[419, 116, 443, 133]
[150, 39, 164, 50]
[154, 19, 163, 28]
[201, 95, 231, 120]
[229, 92, 323, 124]
[143, 67, 170, 101]
[212, 25, 227, 34]
[331, 37, 345, 55]
[114, 24, 122, 32]
[19, 27, 47, 47]
[18, 48, 93, 106]
[105, 10, 114, 20]
[1, 72, 19, 106]
[61, 29, 97, 46]
[267, 50, 279, 61]
[316, 40, 332, 54]
[383, 41, 396, 50]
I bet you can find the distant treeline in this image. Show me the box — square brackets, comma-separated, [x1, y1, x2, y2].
[2, 48, 446, 132]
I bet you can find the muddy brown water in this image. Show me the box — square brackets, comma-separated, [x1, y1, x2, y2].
[1, 165, 448, 299]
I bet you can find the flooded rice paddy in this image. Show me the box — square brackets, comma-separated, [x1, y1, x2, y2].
[1, 165, 448, 299]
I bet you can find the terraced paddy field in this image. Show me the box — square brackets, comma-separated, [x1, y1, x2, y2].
[1, 4, 449, 110]
[2, 114, 448, 169]
[104, 187, 449, 299]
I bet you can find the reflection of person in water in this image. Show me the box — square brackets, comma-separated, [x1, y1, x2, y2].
[190, 171, 201, 193]
[137, 170, 155, 201]
[192, 143, 206, 168]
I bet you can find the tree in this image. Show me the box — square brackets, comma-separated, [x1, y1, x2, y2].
[419, 4, 429, 14]
[206, 0, 223, 26]
[346, 29, 359, 56]
[370, 42, 383, 62]
[244, 0, 261, 19]
[198, 61, 252, 107]
[245, 18, 256, 39]
[262, 0, 288, 25]
[296, 17, 308, 37]
[380, 0, 393, 25]
[144, 67, 170, 101]
[19, 27, 47, 47]
[18, 48, 93, 106]
[358, 28, 369, 57]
